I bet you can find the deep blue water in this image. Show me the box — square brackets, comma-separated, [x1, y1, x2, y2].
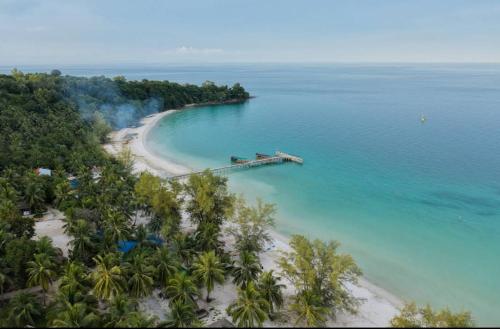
[4, 64, 500, 324]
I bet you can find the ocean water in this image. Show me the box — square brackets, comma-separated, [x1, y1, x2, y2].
[145, 64, 500, 325]
[5, 64, 500, 324]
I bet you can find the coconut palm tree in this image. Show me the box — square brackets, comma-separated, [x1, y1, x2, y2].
[90, 254, 125, 301]
[134, 224, 153, 249]
[59, 262, 90, 296]
[195, 222, 221, 252]
[256, 270, 285, 316]
[290, 290, 329, 327]
[232, 251, 262, 288]
[0, 270, 12, 295]
[27, 253, 57, 305]
[0, 177, 17, 202]
[5, 292, 43, 327]
[24, 178, 45, 212]
[0, 228, 14, 250]
[153, 246, 180, 287]
[192, 250, 225, 302]
[124, 252, 155, 298]
[48, 288, 99, 325]
[163, 300, 199, 328]
[50, 301, 100, 328]
[103, 209, 131, 246]
[54, 180, 72, 209]
[172, 232, 197, 267]
[67, 219, 95, 263]
[36, 236, 58, 259]
[166, 272, 199, 307]
[226, 282, 269, 328]
[102, 294, 138, 327]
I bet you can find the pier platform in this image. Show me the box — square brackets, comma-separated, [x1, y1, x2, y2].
[169, 151, 302, 180]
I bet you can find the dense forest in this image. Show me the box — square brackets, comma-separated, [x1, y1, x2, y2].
[0, 70, 472, 328]
[0, 70, 249, 173]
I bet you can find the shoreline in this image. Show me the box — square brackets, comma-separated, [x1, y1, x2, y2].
[104, 109, 403, 326]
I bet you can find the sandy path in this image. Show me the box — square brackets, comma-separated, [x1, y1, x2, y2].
[34, 208, 70, 257]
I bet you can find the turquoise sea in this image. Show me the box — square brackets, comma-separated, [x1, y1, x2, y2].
[5, 64, 500, 324]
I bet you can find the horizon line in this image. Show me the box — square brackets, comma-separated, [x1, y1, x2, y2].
[2, 61, 500, 69]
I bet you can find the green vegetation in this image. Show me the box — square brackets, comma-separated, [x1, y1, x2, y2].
[227, 282, 269, 327]
[0, 70, 473, 328]
[192, 251, 225, 302]
[390, 302, 474, 328]
[278, 235, 362, 327]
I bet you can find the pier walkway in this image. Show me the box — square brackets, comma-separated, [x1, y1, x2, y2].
[168, 151, 302, 181]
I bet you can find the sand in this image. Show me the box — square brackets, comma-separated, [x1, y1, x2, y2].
[104, 110, 191, 177]
[104, 110, 403, 327]
[34, 208, 70, 257]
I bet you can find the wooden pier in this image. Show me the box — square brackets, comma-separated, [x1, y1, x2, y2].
[168, 151, 303, 181]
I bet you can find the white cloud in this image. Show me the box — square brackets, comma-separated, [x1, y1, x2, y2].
[162, 46, 224, 56]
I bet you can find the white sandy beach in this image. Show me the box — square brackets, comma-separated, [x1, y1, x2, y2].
[104, 110, 403, 327]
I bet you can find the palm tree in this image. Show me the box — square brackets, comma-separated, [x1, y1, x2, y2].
[27, 253, 57, 305]
[90, 254, 125, 301]
[163, 300, 199, 328]
[67, 219, 95, 263]
[36, 236, 58, 259]
[290, 290, 329, 327]
[147, 215, 163, 236]
[134, 224, 152, 249]
[192, 250, 225, 302]
[103, 294, 137, 327]
[0, 228, 14, 250]
[166, 272, 199, 307]
[48, 289, 99, 325]
[153, 246, 180, 287]
[54, 180, 72, 209]
[195, 222, 221, 252]
[24, 178, 45, 212]
[0, 270, 12, 295]
[5, 292, 43, 327]
[103, 209, 131, 246]
[256, 270, 285, 316]
[50, 301, 100, 328]
[124, 252, 155, 298]
[232, 251, 262, 288]
[172, 232, 197, 267]
[226, 282, 269, 328]
[59, 262, 90, 296]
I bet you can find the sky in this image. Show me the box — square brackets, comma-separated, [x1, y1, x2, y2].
[1, 0, 500, 65]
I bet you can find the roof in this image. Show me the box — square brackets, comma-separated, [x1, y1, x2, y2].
[35, 168, 52, 176]
[118, 240, 138, 253]
[207, 318, 235, 328]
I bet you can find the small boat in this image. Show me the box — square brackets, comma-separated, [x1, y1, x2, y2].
[420, 115, 427, 123]
[256, 153, 271, 159]
[231, 156, 250, 164]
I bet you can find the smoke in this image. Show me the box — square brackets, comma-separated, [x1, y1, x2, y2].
[65, 76, 162, 129]
[113, 98, 160, 128]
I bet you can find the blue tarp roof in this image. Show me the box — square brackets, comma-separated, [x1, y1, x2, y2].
[117, 236, 163, 253]
[118, 240, 137, 253]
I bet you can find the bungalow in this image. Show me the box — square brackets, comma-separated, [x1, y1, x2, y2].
[34, 167, 52, 176]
